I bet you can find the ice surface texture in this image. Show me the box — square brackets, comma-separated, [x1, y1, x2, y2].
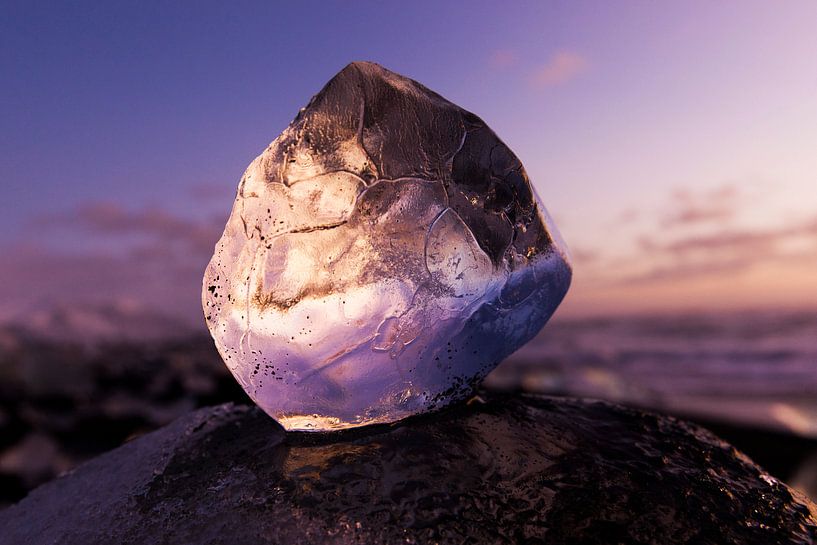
[202, 61, 571, 430]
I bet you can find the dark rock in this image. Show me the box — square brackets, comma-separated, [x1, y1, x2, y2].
[0, 330, 247, 506]
[1, 393, 815, 544]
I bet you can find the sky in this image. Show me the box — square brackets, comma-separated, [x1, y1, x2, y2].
[2, 0, 817, 325]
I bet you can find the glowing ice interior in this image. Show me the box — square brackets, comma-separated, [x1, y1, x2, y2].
[203, 61, 571, 431]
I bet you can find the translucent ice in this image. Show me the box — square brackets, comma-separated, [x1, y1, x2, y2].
[203, 62, 571, 431]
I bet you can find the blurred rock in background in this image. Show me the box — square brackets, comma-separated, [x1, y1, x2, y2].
[0, 304, 247, 506]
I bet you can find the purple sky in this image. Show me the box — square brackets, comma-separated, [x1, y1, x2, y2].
[2, 1, 817, 324]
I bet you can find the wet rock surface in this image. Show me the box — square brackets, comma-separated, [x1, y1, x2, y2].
[1, 393, 815, 545]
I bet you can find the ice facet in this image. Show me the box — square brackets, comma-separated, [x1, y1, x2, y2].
[203, 61, 572, 431]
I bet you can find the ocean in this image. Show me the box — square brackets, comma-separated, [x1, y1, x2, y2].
[489, 310, 817, 438]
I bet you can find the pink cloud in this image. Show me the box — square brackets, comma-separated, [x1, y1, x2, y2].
[570, 247, 599, 265]
[37, 201, 223, 255]
[188, 182, 235, 203]
[488, 49, 518, 69]
[617, 209, 640, 224]
[0, 201, 230, 324]
[617, 255, 756, 285]
[621, 214, 817, 285]
[663, 184, 739, 227]
[0, 243, 206, 326]
[662, 230, 779, 254]
[572, 180, 817, 296]
[531, 50, 588, 88]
